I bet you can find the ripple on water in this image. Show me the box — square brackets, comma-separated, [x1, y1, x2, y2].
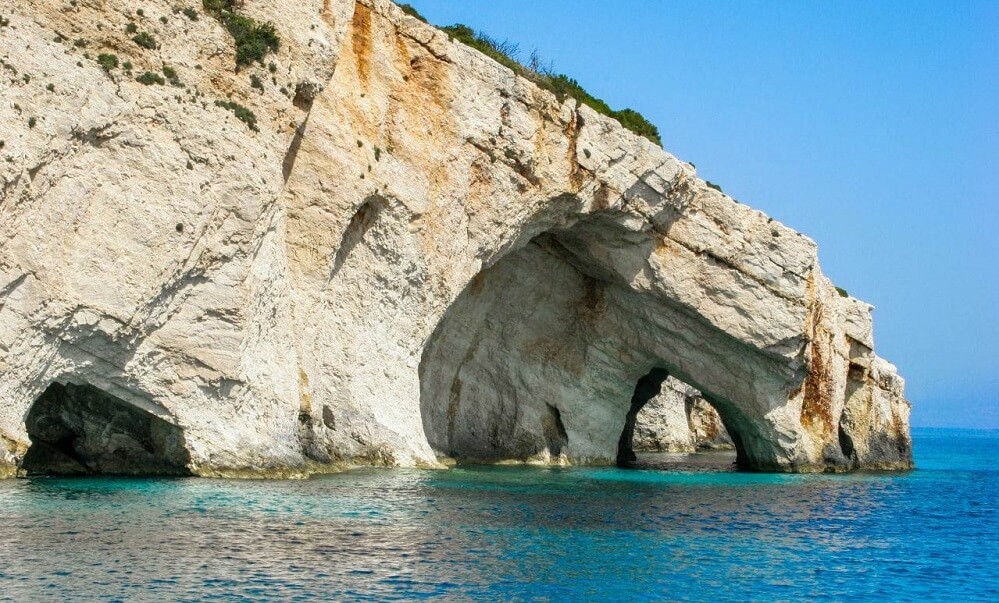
[0, 430, 996, 601]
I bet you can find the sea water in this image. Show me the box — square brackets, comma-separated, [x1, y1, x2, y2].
[0, 428, 995, 601]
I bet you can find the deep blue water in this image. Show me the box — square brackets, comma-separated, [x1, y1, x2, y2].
[0, 428, 996, 602]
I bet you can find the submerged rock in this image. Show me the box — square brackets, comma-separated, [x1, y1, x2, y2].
[0, 0, 912, 475]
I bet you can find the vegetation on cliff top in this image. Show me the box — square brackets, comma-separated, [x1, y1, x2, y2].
[437, 22, 661, 146]
[397, 4, 428, 23]
[393, 3, 659, 144]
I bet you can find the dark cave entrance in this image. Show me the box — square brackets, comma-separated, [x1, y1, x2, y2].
[616, 368, 670, 466]
[20, 382, 191, 476]
[619, 369, 746, 471]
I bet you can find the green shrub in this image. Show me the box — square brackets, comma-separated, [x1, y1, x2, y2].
[162, 65, 180, 85]
[74, 38, 87, 48]
[132, 31, 157, 49]
[136, 71, 165, 85]
[397, 3, 427, 23]
[705, 180, 723, 193]
[441, 24, 661, 146]
[125, 22, 138, 34]
[28, 117, 37, 128]
[835, 286, 850, 298]
[612, 109, 660, 144]
[250, 74, 263, 91]
[442, 25, 521, 74]
[97, 53, 119, 72]
[46, 83, 55, 92]
[215, 99, 258, 131]
[160, 16, 168, 24]
[230, 16, 279, 67]
[202, 0, 234, 12]
[183, 8, 198, 21]
[203, 1, 280, 68]
[136, 9, 144, 17]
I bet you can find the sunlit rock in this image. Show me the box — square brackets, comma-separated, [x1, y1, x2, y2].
[0, 0, 912, 476]
[632, 378, 733, 453]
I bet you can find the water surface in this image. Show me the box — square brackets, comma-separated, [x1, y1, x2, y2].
[0, 429, 995, 601]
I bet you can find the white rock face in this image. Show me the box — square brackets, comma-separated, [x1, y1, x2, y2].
[0, 0, 912, 476]
[633, 378, 733, 453]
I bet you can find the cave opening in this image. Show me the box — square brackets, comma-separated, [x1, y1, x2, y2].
[419, 213, 756, 469]
[20, 382, 191, 476]
[616, 367, 670, 466]
[623, 372, 740, 470]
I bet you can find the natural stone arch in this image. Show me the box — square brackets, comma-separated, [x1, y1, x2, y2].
[617, 370, 747, 468]
[631, 377, 734, 455]
[19, 382, 190, 476]
[616, 367, 671, 466]
[418, 213, 798, 469]
[269, 0, 910, 473]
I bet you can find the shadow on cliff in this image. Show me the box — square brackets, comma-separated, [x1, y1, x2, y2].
[19, 382, 191, 476]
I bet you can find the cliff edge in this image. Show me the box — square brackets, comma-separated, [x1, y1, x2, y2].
[0, 0, 912, 476]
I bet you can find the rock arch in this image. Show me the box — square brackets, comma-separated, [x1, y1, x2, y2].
[631, 377, 735, 454]
[262, 0, 910, 473]
[419, 214, 804, 469]
[19, 382, 190, 476]
[617, 368, 671, 466]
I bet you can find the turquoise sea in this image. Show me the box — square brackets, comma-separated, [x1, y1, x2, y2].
[0, 428, 996, 601]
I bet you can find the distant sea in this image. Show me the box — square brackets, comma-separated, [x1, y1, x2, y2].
[0, 428, 996, 601]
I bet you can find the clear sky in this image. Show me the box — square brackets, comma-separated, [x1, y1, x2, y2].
[404, 0, 998, 429]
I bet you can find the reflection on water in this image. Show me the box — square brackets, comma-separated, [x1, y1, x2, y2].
[0, 430, 996, 601]
[632, 449, 739, 472]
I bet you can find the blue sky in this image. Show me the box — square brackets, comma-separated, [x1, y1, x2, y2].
[403, 1, 998, 429]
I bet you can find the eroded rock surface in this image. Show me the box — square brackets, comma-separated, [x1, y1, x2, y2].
[0, 0, 912, 475]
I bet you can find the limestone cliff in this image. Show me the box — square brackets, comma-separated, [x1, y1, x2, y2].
[0, 0, 912, 476]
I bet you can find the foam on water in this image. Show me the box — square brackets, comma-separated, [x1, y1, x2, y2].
[0, 429, 996, 601]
